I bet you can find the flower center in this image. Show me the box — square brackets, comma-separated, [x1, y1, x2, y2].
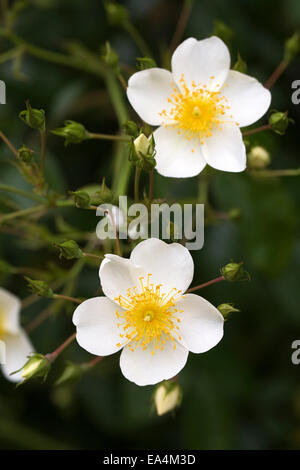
[114, 274, 184, 354]
[160, 74, 237, 146]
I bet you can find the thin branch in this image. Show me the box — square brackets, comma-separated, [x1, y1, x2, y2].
[186, 275, 225, 293]
[170, 0, 194, 54]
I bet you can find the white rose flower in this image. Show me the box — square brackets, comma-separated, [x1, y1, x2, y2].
[73, 238, 224, 386]
[0, 287, 34, 382]
[127, 36, 271, 177]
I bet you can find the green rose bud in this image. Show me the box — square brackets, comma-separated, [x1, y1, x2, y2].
[284, 32, 300, 63]
[247, 146, 271, 169]
[233, 53, 247, 74]
[53, 240, 84, 260]
[227, 208, 241, 221]
[0, 259, 15, 275]
[136, 57, 157, 70]
[54, 361, 83, 387]
[218, 303, 240, 320]
[91, 178, 114, 205]
[130, 133, 156, 171]
[19, 100, 46, 132]
[18, 145, 34, 163]
[221, 262, 250, 282]
[24, 277, 54, 298]
[15, 353, 51, 385]
[69, 190, 91, 209]
[51, 120, 89, 146]
[123, 120, 140, 138]
[213, 20, 234, 46]
[102, 41, 120, 74]
[269, 111, 293, 135]
[154, 381, 182, 416]
[103, 0, 129, 26]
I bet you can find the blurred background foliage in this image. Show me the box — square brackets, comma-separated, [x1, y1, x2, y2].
[0, 0, 300, 450]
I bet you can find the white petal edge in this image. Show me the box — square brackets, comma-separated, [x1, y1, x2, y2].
[73, 297, 126, 356]
[1, 329, 34, 383]
[202, 123, 246, 172]
[120, 339, 189, 386]
[99, 254, 146, 304]
[127, 68, 175, 126]
[222, 70, 271, 127]
[176, 294, 224, 353]
[154, 126, 207, 177]
[130, 238, 194, 294]
[0, 287, 21, 335]
[172, 36, 230, 91]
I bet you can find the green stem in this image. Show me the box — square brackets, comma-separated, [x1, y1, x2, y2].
[89, 132, 130, 142]
[134, 166, 141, 202]
[0, 183, 46, 203]
[0, 204, 45, 223]
[40, 131, 46, 174]
[187, 276, 225, 293]
[242, 124, 271, 137]
[124, 21, 153, 57]
[170, 0, 194, 53]
[53, 294, 82, 304]
[251, 168, 300, 177]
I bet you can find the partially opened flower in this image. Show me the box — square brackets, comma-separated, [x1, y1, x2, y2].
[0, 287, 34, 382]
[73, 238, 224, 386]
[127, 36, 271, 177]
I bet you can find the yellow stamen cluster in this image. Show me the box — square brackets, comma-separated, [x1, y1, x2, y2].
[114, 274, 184, 355]
[160, 75, 237, 146]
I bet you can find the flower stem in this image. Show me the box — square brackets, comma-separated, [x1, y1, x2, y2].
[170, 0, 194, 53]
[186, 275, 225, 293]
[0, 183, 46, 203]
[84, 356, 103, 370]
[264, 59, 288, 89]
[134, 166, 141, 202]
[83, 252, 103, 261]
[40, 131, 46, 175]
[89, 132, 130, 142]
[0, 129, 18, 157]
[53, 294, 82, 304]
[242, 124, 271, 137]
[149, 170, 154, 204]
[250, 168, 300, 177]
[124, 21, 152, 57]
[46, 333, 76, 362]
[0, 204, 45, 224]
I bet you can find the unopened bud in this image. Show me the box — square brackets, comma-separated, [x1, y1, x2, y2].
[53, 240, 83, 260]
[269, 111, 293, 135]
[213, 20, 234, 46]
[104, 0, 129, 26]
[233, 53, 247, 74]
[218, 303, 240, 319]
[54, 361, 83, 387]
[221, 262, 250, 282]
[0, 259, 15, 275]
[18, 145, 34, 163]
[51, 120, 89, 146]
[24, 277, 54, 298]
[136, 57, 157, 70]
[227, 208, 241, 221]
[19, 100, 46, 132]
[123, 120, 140, 138]
[154, 381, 182, 416]
[102, 41, 120, 74]
[69, 190, 91, 209]
[247, 146, 271, 169]
[130, 133, 156, 171]
[92, 178, 114, 205]
[284, 32, 300, 63]
[16, 353, 51, 384]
